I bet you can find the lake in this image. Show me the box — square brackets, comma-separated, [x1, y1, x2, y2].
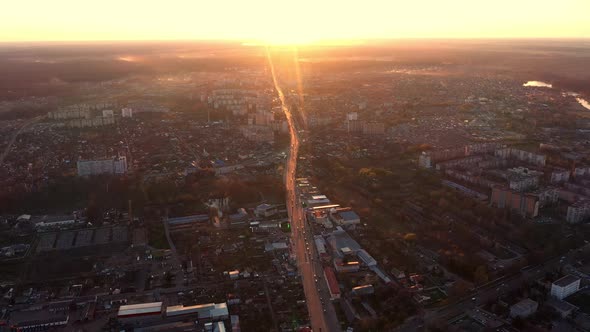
[523, 81, 590, 110]
[523, 81, 552, 88]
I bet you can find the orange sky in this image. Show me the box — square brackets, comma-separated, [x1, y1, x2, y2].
[1, 0, 589, 43]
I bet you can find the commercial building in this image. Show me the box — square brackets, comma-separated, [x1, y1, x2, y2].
[333, 258, 360, 273]
[510, 298, 538, 318]
[550, 275, 580, 300]
[329, 208, 360, 227]
[324, 267, 341, 300]
[314, 235, 328, 257]
[306, 195, 331, 207]
[77, 156, 127, 177]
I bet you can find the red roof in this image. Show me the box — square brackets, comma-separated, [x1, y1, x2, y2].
[324, 267, 340, 295]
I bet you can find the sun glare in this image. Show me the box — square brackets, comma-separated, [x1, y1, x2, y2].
[117, 56, 138, 62]
[253, 28, 321, 46]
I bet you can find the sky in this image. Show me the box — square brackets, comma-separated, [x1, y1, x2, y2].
[1, 0, 589, 43]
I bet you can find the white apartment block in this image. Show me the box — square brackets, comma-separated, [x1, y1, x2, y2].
[550, 275, 580, 300]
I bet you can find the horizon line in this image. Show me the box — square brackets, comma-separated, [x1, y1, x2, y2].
[1, 36, 589, 45]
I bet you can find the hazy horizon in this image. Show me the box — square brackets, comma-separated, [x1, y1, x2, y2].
[2, 0, 589, 44]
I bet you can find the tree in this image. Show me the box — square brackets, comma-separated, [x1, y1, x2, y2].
[449, 279, 472, 298]
[474, 265, 489, 284]
[403, 233, 417, 242]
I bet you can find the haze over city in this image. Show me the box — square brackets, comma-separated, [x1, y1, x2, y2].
[0, 1, 590, 332]
[2, 0, 590, 43]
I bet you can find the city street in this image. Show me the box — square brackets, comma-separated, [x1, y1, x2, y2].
[268, 50, 341, 331]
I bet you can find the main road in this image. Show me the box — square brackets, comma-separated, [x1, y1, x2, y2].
[266, 48, 340, 332]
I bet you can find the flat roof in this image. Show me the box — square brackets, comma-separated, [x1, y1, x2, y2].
[553, 275, 580, 288]
[324, 266, 340, 295]
[339, 210, 360, 221]
[167, 214, 210, 226]
[309, 204, 340, 211]
[118, 302, 162, 317]
[10, 310, 68, 327]
[512, 298, 537, 310]
[352, 284, 373, 291]
[327, 230, 361, 253]
[166, 303, 214, 317]
[547, 298, 577, 312]
[214, 321, 226, 332]
[357, 249, 377, 266]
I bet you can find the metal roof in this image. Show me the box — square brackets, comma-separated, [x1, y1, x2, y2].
[118, 302, 162, 317]
[324, 267, 340, 295]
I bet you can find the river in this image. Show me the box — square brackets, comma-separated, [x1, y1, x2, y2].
[523, 81, 590, 111]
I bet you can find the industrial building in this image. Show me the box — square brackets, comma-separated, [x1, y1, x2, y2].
[254, 203, 278, 218]
[329, 208, 361, 227]
[9, 310, 69, 330]
[165, 302, 228, 320]
[77, 156, 127, 177]
[118, 302, 163, 323]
